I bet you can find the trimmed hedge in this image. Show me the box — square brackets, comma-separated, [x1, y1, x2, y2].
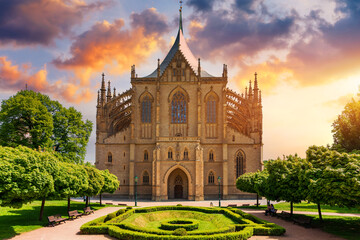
[160, 219, 200, 231]
[80, 206, 285, 239]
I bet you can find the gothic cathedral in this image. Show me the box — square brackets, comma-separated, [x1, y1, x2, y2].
[95, 8, 263, 200]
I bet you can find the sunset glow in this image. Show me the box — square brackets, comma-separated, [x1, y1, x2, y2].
[0, 0, 359, 162]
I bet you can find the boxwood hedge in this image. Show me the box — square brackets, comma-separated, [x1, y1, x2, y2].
[80, 206, 285, 240]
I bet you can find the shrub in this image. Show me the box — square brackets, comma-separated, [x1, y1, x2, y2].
[160, 219, 199, 231]
[116, 209, 126, 216]
[173, 228, 187, 236]
[126, 206, 133, 210]
[105, 213, 116, 222]
[177, 204, 182, 206]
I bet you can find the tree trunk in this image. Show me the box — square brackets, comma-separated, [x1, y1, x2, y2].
[39, 197, 46, 221]
[67, 197, 71, 212]
[100, 193, 102, 206]
[85, 196, 89, 207]
[256, 194, 259, 207]
[317, 203, 323, 221]
[89, 196, 91, 206]
[290, 201, 293, 216]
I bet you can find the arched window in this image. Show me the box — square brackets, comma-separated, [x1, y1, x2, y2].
[143, 171, 150, 185]
[184, 148, 189, 160]
[141, 95, 151, 123]
[209, 150, 214, 161]
[144, 150, 149, 161]
[168, 149, 173, 160]
[171, 91, 187, 123]
[208, 171, 215, 184]
[236, 151, 245, 178]
[107, 152, 112, 163]
[206, 95, 216, 123]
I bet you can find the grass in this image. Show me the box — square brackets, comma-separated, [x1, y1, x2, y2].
[303, 214, 360, 240]
[121, 210, 237, 232]
[240, 202, 360, 214]
[0, 199, 113, 239]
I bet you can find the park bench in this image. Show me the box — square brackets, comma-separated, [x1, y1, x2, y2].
[227, 204, 237, 207]
[106, 202, 113, 205]
[265, 208, 277, 217]
[278, 211, 292, 221]
[241, 204, 250, 207]
[293, 215, 312, 227]
[68, 210, 82, 219]
[83, 206, 94, 215]
[118, 203, 127, 206]
[48, 214, 67, 227]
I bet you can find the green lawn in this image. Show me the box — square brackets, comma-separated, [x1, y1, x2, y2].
[121, 210, 237, 232]
[240, 202, 360, 214]
[0, 199, 112, 239]
[305, 214, 360, 240]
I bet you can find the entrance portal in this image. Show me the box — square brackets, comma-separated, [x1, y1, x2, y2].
[168, 168, 188, 199]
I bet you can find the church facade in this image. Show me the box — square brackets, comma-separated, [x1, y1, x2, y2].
[95, 9, 263, 200]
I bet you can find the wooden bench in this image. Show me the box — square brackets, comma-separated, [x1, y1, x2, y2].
[265, 209, 277, 216]
[118, 203, 127, 206]
[278, 211, 292, 220]
[106, 202, 113, 205]
[241, 204, 250, 207]
[293, 215, 312, 227]
[68, 210, 82, 219]
[48, 214, 67, 226]
[227, 204, 237, 207]
[83, 207, 94, 215]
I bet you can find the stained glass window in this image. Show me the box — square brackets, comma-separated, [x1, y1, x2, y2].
[171, 91, 187, 123]
[141, 95, 151, 123]
[168, 149, 173, 159]
[236, 151, 245, 178]
[206, 95, 216, 123]
[209, 151, 214, 161]
[144, 150, 149, 161]
[184, 149, 188, 159]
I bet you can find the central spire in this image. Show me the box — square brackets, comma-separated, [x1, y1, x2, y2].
[179, 0, 183, 32]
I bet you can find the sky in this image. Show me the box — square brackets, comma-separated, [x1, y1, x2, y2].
[0, 0, 359, 163]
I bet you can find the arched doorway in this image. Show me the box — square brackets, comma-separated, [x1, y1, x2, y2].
[167, 168, 188, 199]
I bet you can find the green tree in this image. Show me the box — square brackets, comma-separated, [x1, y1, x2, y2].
[83, 166, 104, 206]
[0, 146, 56, 210]
[332, 99, 360, 152]
[52, 107, 92, 164]
[99, 170, 120, 205]
[306, 146, 360, 220]
[265, 155, 311, 215]
[236, 171, 267, 206]
[0, 90, 92, 163]
[51, 162, 89, 211]
[0, 93, 53, 149]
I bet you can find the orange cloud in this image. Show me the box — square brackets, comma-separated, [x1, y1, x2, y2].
[0, 56, 94, 103]
[53, 9, 168, 86]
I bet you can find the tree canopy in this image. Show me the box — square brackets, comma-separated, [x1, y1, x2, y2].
[0, 90, 92, 163]
[332, 99, 360, 152]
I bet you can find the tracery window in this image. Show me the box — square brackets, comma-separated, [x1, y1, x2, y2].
[168, 149, 173, 160]
[107, 152, 112, 163]
[236, 151, 245, 178]
[143, 171, 149, 185]
[184, 148, 189, 160]
[141, 95, 151, 123]
[144, 150, 149, 161]
[171, 91, 187, 123]
[206, 95, 216, 123]
[208, 171, 215, 184]
[209, 150, 214, 161]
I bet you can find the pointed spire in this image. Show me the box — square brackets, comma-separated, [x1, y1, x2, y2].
[254, 72, 258, 90]
[97, 90, 100, 107]
[245, 86, 248, 99]
[100, 73, 106, 105]
[113, 87, 116, 98]
[259, 90, 262, 104]
[107, 81, 112, 102]
[249, 80, 253, 97]
[198, 58, 201, 77]
[157, 58, 160, 78]
[222, 64, 228, 78]
[179, 0, 183, 32]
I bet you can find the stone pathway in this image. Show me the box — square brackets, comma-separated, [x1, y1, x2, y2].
[9, 200, 356, 240]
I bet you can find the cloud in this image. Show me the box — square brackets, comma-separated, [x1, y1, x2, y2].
[0, 0, 108, 46]
[53, 8, 169, 86]
[0, 56, 93, 103]
[186, 0, 215, 12]
[323, 93, 355, 108]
